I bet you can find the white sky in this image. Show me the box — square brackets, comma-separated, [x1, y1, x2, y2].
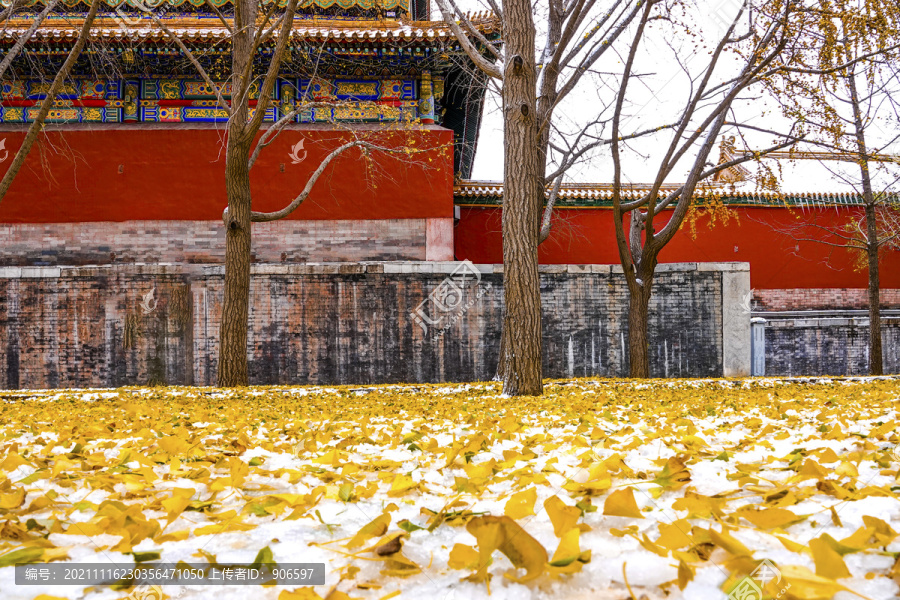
[440, 0, 900, 194]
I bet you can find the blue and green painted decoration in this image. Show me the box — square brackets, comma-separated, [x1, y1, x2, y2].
[1, 75, 440, 124]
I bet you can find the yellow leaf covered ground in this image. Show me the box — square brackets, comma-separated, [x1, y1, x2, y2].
[0, 377, 898, 599]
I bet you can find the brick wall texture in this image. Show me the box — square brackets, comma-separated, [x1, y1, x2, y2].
[0, 220, 427, 265]
[764, 317, 900, 376]
[0, 264, 728, 389]
[755, 288, 900, 311]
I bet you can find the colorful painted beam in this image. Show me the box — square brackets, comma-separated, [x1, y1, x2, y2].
[1, 74, 442, 124]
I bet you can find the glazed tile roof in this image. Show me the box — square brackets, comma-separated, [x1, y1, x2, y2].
[0, 13, 501, 43]
[20, 0, 402, 5]
[453, 181, 886, 208]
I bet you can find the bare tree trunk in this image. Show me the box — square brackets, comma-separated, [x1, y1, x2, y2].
[499, 0, 542, 396]
[627, 265, 653, 378]
[216, 0, 255, 387]
[864, 203, 883, 375]
[219, 139, 254, 386]
[0, 0, 100, 202]
[847, 71, 883, 376]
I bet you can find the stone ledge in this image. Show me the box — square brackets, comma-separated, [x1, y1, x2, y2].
[697, 262, 750, 272]
[656, 263, 698, 272]
[0, 261, 753, 278]
[765, 317, 900, 328]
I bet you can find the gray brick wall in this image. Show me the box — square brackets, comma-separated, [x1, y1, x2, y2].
[764, 316, 900, 376]
[0, 262, 746, 388]
[0, 220, 427, 265]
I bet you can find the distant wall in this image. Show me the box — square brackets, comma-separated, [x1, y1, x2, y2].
[754, 289, 900, 311]
[0, 219, 455, 266]
[0, 262, 750, 389]
[454, 206, 900, 290]
[0, 126, 454, 223]
[762, 315, 900, 376]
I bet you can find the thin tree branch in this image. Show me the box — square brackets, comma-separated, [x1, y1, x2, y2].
[611, 0, 654, 282]
[0, 0, 102, 203]
[205, 0, 234, 35]
[151, 13, 232, 115]
[245, 0, 299, 137]
[249, 100, 355, 168]
[434, 0, 502, 80]
[249, 141, 419, 222]
[0, 0, 58, 82]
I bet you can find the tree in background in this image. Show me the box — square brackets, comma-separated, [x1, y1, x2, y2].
[0, 0, 102, 200]
[145, 0, 441, 386]
[435, 0, 647, 395]
[765, 0, 900, 374]
[608, 0, 811, 377]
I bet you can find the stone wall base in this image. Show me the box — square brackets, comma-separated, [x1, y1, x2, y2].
[0, 219, 453, 265]
[0, 262, 749, 388]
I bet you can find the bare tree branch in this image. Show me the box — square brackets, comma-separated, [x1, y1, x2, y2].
[0, 0, 102, 203]
[248, 101, 355, 168]
[249, 141, 417, 222]
[448, 2, 502, 61]
[434, 0, 502, 80]
[0, 0, 58, 82]
[539, 174, 564, 243]
[205, 0, 234, 35]
[611, 0, 654, 282]
[244, 0, 299, 137]
[151, 13, 232, 116]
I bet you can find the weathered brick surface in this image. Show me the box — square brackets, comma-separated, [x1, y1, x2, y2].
[755, 288, 900, 311]
[0, 263, 729, 388]
[764, 317, 900, 376]
[0, 220, 427, 266]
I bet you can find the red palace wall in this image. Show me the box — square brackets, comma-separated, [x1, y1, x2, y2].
[455, 206, 900, 291]
[0, 125, 454, 223]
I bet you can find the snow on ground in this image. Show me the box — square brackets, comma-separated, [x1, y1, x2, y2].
[0, 377, 898, 600]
